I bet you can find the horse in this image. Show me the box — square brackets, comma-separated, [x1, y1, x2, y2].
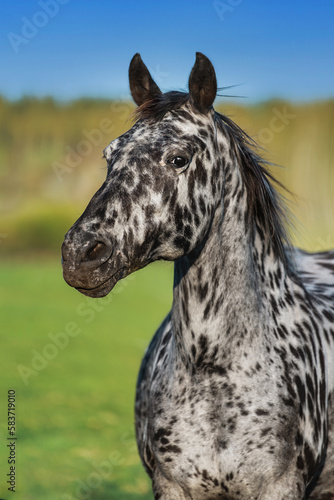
[62, 53, 334, 499]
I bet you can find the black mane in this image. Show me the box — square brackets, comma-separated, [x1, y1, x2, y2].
[134, 92, 293, 269]
[215, 111, 293, 269]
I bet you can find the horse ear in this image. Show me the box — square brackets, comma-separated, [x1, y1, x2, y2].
[129, 53, 162, 106]
[188, 52, 217, 114]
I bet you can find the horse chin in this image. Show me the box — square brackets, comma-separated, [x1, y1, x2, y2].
[75, 279, 115, 298]
[74, 267, 127, 298]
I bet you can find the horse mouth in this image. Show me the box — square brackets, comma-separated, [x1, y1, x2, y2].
[75, 267, 127, 298]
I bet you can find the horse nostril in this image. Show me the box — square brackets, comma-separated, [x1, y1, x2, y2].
[84, 241, 111, 262]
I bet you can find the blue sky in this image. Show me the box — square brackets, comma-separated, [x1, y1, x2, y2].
[1, 0, 334, 102]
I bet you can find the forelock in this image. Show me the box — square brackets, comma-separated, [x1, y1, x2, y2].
[133, 91, 190, 122]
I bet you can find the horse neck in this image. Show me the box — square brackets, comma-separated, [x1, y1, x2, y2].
[171, 156, 290, 368]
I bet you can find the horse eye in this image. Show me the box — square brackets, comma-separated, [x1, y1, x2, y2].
[171, 156, 189, 168]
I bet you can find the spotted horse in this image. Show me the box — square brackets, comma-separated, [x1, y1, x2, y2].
[62, 53, 334, 499]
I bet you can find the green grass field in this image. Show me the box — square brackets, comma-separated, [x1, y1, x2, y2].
[0, 259, 174, 499]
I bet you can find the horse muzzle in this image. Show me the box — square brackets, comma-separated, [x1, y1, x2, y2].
[61, 231, 127, 298]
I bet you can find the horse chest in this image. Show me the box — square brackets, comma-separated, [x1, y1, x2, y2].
[148, 368, 297, 498]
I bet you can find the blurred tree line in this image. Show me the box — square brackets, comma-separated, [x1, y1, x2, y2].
[0, 96, 333, 255]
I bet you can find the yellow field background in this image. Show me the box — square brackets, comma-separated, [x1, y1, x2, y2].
[1, 96, 333, 257]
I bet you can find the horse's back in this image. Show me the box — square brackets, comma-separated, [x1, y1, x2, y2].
[293, 248, 334, 300]
[292, 248, 334, 499]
